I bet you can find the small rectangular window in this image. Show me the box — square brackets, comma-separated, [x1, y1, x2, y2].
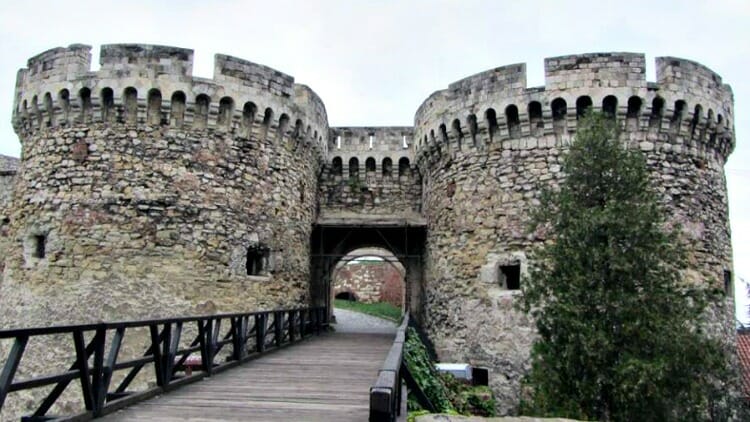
[500, 264, 520, 290]
[33, 235, 46, 259]
[246, 245, 269, 276]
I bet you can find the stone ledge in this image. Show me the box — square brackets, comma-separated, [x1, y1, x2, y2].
[316, 213, 427, 227]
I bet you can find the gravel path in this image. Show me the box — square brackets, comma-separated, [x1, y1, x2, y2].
[332, 308, 398, 334]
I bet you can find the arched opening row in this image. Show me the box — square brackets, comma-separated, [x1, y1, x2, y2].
[330, 156, 411, 178]
[417, 95, 730, 148]
[17, 87, 323, 145]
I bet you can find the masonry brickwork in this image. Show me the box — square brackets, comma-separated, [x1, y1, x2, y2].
[1, 45, 737, 416]
[333, 260, 405, 307]
[0, 155, 19, 276]
[319, 127, 422, 220]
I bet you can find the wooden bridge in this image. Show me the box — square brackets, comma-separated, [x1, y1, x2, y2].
[103, 332, 393, 421]
[0, 307, 408, 421]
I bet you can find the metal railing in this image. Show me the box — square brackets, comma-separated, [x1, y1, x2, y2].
[0, 306, 327, 420]
[369, 312, 409, 422]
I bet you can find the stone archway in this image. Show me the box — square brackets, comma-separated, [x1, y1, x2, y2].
[331, 247, 406, 310]
[309, 221, 426, 321]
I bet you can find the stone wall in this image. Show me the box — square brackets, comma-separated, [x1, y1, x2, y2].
[413, 53, 735, 414]
[0, 155, 19, 278]
[0, 154, 18, 210]
[319, 127, 422, 219]
[333, 260, 404, 307]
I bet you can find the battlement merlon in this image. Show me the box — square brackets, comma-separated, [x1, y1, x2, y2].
[414, 52, 734, 129]
[13, 44, 321, 107]
[99, 44, 194, 77]
[545, 52, 647, 90]
[656, 57, 734, 110]
[447, 63, 527, 96]
[214, 54, 294, 97]
[22, 44, 92, 83]
[294, 84, 329, 133]
[413, 63, 528, 126]
[12, 44, 332, 160]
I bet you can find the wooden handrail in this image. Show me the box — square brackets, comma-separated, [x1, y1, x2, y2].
[369, 312, 409, 422]
[0, 306, 328, 420]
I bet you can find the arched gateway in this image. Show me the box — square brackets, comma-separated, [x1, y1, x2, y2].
[315, 126, 425, 317]
[310, 219, 426, 319]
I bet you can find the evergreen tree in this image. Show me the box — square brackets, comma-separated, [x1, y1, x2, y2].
[520, 112, 732, 421]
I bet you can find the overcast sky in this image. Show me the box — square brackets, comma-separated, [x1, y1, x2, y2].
[1, 0, 749, 321]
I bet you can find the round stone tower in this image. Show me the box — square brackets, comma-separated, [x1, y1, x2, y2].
[2, 44, 328, 326]
[413, 53, 735, 413]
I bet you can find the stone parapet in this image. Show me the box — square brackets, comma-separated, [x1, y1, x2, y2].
[319, 126, 421, 218]
[414, 53, 734, 164]
[12, 44, 329, 162]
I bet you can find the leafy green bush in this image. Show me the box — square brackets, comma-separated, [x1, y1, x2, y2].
[439, 372, 496, 416]
[404, 327, 455, 413]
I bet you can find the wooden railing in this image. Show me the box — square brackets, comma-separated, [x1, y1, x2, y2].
[0, 306, 327, 420]
[369, 312, 409, 422]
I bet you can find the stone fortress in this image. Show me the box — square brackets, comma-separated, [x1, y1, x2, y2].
[0, 44, 736, 414]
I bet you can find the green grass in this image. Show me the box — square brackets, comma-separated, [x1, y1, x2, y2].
[333, 299, 403, 321]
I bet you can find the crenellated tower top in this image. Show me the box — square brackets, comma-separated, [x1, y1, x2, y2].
[13, 44, 330, 159]
[414, 52, 734, 165]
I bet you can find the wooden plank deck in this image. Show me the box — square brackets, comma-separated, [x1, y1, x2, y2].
[102, 332, 394, 421]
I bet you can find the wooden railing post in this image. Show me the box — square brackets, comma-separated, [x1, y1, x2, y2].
[149, 324, 166, 387]
[302, 310, 307, 336]
[73, 330, 95, 411]
[274, 311, 283, 348]
[256, 313, 267, 353]
[288, 310, 296, 342]
[90, 327, 106, 415]
[209, 318, 220, 375]
[200, 318, 216, 376]
[96, 326, 123, 416]
[238, 316, 249, 360]
[0, 335, 28, 410]
[237, 316, 248, 360]
[164, 322, 182, 386]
